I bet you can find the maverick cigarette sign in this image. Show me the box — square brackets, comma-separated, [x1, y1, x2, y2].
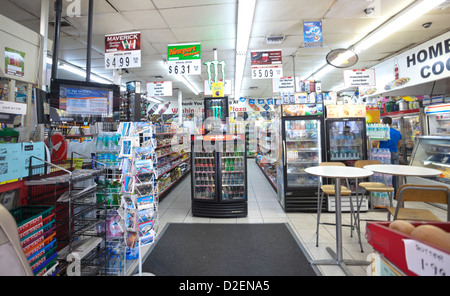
[105, 31, 141, 69]
[167, 43, 201, 75]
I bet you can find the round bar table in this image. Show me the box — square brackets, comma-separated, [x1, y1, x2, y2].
[305, 166, 373, 276]
[363, 164, 442, 178]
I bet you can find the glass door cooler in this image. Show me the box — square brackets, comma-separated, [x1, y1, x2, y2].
[191, 134, 247, 218]
[381, 110, 423, 164]
[203, 97, 229, 134]
[276, 103, 326, 212]
[325, 117, 367, 166]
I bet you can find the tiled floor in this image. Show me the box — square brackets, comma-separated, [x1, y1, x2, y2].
[152, 159, 448, 276]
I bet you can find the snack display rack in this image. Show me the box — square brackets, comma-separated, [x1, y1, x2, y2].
[366, 221, 450, 276]
[10, 205, 58, 276]
[24, 154, 108, 276]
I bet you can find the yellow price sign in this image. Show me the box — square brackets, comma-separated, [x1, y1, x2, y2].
[212, 82, 224, 97]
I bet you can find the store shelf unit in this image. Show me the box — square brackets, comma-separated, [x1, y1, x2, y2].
[255, 121, 277, 191]
[155, 131, 191, 200]
[25, 154, 108, 276]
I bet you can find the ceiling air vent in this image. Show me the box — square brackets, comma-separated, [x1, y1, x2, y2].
[265, 35, 285, 45]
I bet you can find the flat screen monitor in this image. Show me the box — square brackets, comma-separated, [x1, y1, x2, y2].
[50, 78, 120, 121]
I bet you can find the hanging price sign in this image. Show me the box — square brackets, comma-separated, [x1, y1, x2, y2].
[250, 49, 283, 79]
[167, 43, 201, 75]
[105, 31, 141, 69]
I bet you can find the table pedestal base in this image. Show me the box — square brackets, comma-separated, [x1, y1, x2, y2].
[311, 247, 370, 276]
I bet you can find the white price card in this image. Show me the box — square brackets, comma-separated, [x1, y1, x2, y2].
[167, 60, 201, 75]
[403, 239, 449, 276]
[105, 51, 141, 69]
[251, 66, 283, 79]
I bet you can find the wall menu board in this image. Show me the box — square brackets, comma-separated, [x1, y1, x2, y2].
[0, 142, 46, 183]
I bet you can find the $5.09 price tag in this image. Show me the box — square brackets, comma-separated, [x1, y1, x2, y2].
[251, 66, 283, 79]
[403, 239, 449, 276]
[105, 52, 141, 70]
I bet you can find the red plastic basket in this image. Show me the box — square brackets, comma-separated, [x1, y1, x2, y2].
[366, 221, 450, 276]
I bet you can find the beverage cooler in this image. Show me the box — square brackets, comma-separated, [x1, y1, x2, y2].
[381, 109, 422, 164]
[191, 134, 247, 218]
[325, 117, 368, 166]
[203, 97, 229, 134]
[425, 103, 450, 136]
[276, 103, 326, 212]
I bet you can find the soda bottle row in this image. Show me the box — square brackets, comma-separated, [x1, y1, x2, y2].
[222, 172, 244, 186]
[195, 187, 215, 199]
[222, 187, 244, 200]
[195, 158, 215, 172]
[371, 148, 391, 164]
[222, 157, 244, 171]
[195, 173, 215, 186]
[366, 123, 390, 139]
[96, 132, 121, 151]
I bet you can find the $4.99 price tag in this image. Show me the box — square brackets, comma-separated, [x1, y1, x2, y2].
[105, 52, 141, 69]
[403, 239, 449, 276]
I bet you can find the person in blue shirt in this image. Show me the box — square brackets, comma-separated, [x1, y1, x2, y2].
[372, 116, 403, 196]
[377, 116, 402, 164]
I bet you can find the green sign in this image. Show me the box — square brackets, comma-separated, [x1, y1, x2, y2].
[5, 47, 25, 77]
[167, 43, 201, 61]
[167, 43, 201, 75]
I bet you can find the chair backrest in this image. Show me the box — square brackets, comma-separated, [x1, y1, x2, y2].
[396, 184, 449, 204]
[0, 204, 33, 276]
[319, 162, 346, 167]
[354, 160, 381, 168]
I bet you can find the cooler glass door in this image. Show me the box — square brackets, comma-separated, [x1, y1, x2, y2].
[220, 142, 246, 201]
[192, 151, 216, 200]
[284, 118, 321, 189]
[328, 119, 365, 162]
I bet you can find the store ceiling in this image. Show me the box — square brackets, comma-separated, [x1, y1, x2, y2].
[1, 0, 450, 100]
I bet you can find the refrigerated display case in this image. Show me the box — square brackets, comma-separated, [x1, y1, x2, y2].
[203, 97, 229, 134]
[409, 136, 450, 186]
[425, 103, 450, 137]
[275, 103, 326, 212]
[381, 109, 423, 164]
[325, 117, 367, 166]
[191, 134, 247, 218]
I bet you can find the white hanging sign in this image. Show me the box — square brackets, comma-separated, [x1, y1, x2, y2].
[343, 69, 376, 87]
[147, 81, 173, 97]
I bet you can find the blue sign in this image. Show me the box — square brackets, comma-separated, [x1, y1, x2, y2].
[303, 21, 322, 48]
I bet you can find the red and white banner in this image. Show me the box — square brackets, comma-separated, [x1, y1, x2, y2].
[105, 31, 141, 69]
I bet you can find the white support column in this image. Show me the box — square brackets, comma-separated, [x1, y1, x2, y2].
[178, 90, 182, 126]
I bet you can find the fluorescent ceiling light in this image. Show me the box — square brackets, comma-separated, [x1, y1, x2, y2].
[179, 75, 199, 95]
[234, 0, 256, 99]
[308, 64, 334, 80]
[305, 0, 445, 82]
[90, 74, 113, 84]
[354, 0, 445, 52]
[60, 62, 112, 84]
[147, 97, 162, 103]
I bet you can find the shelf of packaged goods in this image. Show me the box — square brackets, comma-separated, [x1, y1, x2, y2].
[256, 161, 277, 192]
[221, 171, 244, 173]
[158, 158, 190, 176]
[158, 168, 191, 199]
[155, 132, 176, 136]
[157, 148, 190, 159]
[157, 152, 190, 168]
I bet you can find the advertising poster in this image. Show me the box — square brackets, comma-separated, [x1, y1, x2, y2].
[251, 49, 283, 79]
[303, 21, 323, 48]
[5, 47, 25, 77]
[105, 31, 141, 69]
[64, 88, 110, 115]
[167, 43, 201, 75]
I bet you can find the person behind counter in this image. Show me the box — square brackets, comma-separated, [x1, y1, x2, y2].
[372, 116, 403, 195]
